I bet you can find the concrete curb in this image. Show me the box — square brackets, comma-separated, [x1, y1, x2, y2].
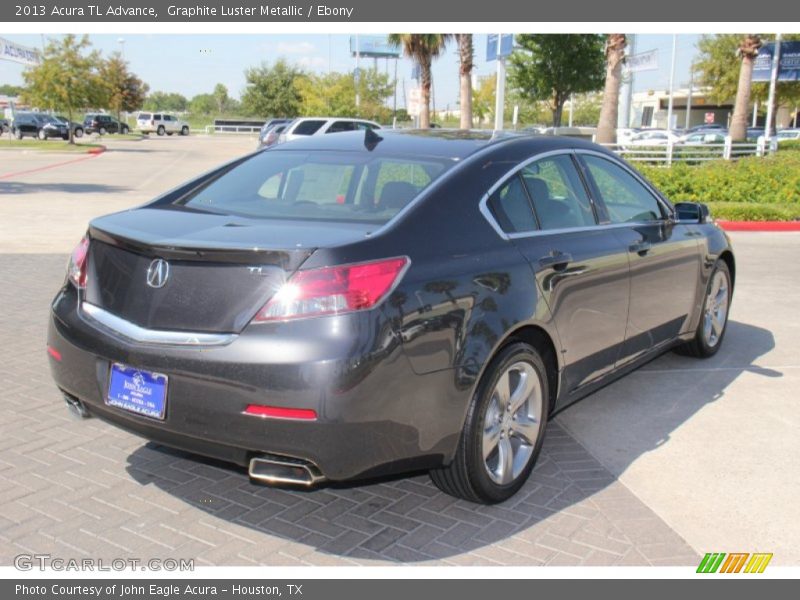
[718, 220, 800, 232]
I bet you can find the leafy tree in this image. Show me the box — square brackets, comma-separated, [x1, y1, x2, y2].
[143, 91, 188, 112]
[0, 84, 24, 96]
[297, 69, 393, 122]
[189, 93, 216, 115]
[456, 34, 474, 129]
[569, 93, 603, 126]
[509, 34, 605, 127]
[98, 52, 149, 125]
[596, 34, 627, 143]
[389, 34, 452, 128]
[241, 59, 304, 118]
[20, 34, 105, 143]
[213, 83, 230, 114]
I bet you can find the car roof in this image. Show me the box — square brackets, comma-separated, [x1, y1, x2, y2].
[263, 128, 608, 161]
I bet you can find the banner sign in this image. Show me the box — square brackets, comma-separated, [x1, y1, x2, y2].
[626, 49, 659, 73]
[0, 37, 40, 66]
[753, 41, 800, 82]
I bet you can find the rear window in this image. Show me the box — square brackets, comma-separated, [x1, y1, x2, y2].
[292, 120, 326, 136]
[176, 150, 452, 224]
[138, 113, 151, 120]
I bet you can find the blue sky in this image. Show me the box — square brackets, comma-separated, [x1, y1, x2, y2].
[0, 33, 700, 108]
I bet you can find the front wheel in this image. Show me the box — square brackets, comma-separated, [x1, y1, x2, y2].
[74, 127, 83, 138]
[181, 125, 189, 136]
[99, 127, 107, 135]
[430, 342, 549, 504]
[676, 259, 732, 358]
[14, 129, 22, 140]
[157, 125, 165, 136]
[38, 129, 46, 140]
[121, 125, 129, 135]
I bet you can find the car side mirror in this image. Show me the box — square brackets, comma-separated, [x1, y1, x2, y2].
[673, 201, 710, 224]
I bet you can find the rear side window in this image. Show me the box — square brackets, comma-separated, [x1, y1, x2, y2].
[292, 120, 326, 136]
[178, 150, 451, 224]
[153, 114, 162, 120]
[582, 155, 664, 223]
[138, 113, 151, 120]
[487, 175, 538, 234]
[327, 121, 356, 133]
[521, 155, 596, 230]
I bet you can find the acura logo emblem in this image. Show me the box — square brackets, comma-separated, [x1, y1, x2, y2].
[146, 259, 170, 288]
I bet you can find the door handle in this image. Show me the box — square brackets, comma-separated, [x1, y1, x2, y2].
[629, 241, 652, 256]
[538, 251, 573, 270]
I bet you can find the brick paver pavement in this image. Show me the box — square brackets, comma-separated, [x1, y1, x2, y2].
[0, 255, 698, 566]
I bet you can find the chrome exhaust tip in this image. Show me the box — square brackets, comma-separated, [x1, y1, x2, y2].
[63, 393, 90, 419]
[248, 455, 325, 487]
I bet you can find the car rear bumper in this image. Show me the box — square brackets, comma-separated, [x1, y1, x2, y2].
[47, 285, 465, 481]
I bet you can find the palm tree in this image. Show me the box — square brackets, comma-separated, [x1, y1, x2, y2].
[389, 34, 451, 128]
[456, 34, 474, 129]
[596, 34, 627, 144]
[730, 34, 762, 142]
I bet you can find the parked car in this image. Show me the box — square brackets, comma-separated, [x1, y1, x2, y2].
[257, 118, 292, 148]
[277, 117, 381, 144]
[684, 123, 726, 134]
[53, 115, 84, 138]
[679, 131, 727, 145]
[47, 131, 734, 504]
[84, 114, 129, 135]
[615, 128, 642, 145]
[11, 113, 69, 140]
[136, 112, 190, 136]
[1, 118, 9, 134]
[624, 129, 681, 149]
[777, 128, 800, 141]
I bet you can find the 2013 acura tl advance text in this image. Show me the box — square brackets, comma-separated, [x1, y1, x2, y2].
[47, 130, 734, 503]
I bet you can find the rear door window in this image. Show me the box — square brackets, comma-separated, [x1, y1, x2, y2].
[521, 155, 597, 230]
[292, 120, 326, 136]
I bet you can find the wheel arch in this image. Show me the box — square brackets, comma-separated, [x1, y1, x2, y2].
[719, 249, 736, 289]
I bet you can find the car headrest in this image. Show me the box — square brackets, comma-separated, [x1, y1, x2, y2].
[379, 181, 419, 210]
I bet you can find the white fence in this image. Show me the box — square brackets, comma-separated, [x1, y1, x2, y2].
[601, 137, 779, 166]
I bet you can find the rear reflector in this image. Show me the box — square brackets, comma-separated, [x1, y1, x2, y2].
[47, 346, 62, 361]
[253, 256, 409, 322]
[244, 404, 318, 421]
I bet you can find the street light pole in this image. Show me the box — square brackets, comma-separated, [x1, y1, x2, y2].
[494, 45, 506, 131]
[666, 34, 677, 131]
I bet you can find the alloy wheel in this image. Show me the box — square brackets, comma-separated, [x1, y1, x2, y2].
[482, 361, 543, 485]
[703, 269, 730, 347]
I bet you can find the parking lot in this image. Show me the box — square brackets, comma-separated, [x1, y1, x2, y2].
[1, 136, 797, 566]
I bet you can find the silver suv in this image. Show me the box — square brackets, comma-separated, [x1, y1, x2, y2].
[277, 117, 381, 144]
[137, 113, 190, 136]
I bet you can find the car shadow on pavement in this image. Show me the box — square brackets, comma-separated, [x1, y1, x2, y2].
[124, 320, 773, 564]
[0, 182, 130, 195]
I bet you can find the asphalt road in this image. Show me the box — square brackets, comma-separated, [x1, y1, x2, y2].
[0, 136, 797, 565]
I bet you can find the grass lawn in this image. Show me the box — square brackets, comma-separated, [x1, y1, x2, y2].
[0, 139, 105, 153]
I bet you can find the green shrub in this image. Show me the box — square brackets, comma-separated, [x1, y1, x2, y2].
[634, 153, 800, 220]
[778, 139, 800, 153]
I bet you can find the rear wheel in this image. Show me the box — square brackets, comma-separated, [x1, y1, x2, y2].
[38, 129, 46, 140]
[14, 129, 22, 140]
[99, 126, 107, 135]
[181, 125, 189, 136]
[676, 259, 732, 358]
[157, 125, 165, 136]
[430, 342, 549, 503]
[121, 125, 129, 135]
[74, 127, 83, 138]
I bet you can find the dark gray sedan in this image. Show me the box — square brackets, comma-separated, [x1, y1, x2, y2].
[47, 130, 734, 503]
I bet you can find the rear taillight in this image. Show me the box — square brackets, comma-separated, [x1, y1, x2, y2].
[253, 257, 409, 322]
[67, 236, 90, 289]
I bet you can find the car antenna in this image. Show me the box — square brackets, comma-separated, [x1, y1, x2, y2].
[364, 127, 383, 151]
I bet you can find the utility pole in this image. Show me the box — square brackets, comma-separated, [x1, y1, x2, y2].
[619, 34, 635, 129]
[355, 34, 361, 110]
[685, 66, 694, 129]
[666, 34, 677, 131]
[494, 39, 506, 131]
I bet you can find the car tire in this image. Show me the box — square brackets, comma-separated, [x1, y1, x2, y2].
[99, 127, 107, 135]
[14, 129, 22, 140]
[121, 125, 129, 135]
[157, 125, 165, 136]
[74, 127, 83, 138]
[675, 259, 732, 358]
[38, 129, 46, 140]
[429, 342, 549, 504]
[62, 134, 69, 141]
[167, 131, 173, 136]
[181, 126, 189, 136]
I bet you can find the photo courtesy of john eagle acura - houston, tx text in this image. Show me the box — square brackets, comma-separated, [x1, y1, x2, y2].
[47, 129, 734, 504]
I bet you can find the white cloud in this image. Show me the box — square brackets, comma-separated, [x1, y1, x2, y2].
[276, 41, 316, 55]
[296, 56, 328, 69]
